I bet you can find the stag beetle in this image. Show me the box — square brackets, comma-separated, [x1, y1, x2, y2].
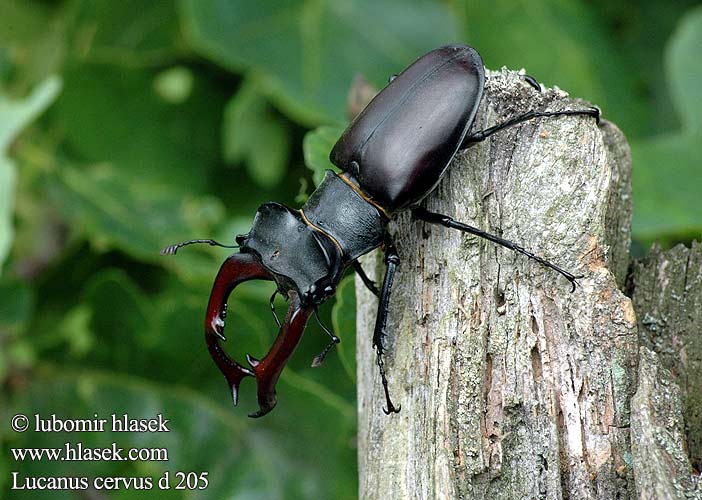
[163, 44, 599, 417]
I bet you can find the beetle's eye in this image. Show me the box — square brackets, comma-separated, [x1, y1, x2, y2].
[388, 74, 397, 84]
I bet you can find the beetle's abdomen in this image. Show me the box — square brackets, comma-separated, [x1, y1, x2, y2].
[302, 170, 387, 261]
[330, 44, 485, 212]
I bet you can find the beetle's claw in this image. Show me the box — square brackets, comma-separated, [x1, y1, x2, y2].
[589, 106, 601, 124]
[569, 274, 585, 293]
[383, 403, 401, 415]
[381, 382, 401, 415]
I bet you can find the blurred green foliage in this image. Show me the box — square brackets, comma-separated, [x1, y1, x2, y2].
[0, 0, 700, 498]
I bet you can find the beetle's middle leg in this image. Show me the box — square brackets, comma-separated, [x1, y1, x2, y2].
[460, 106, 600, 148]
[412, 207, 583, 292]
[373, 238, 401, 415]
[353, 261, 381, 297]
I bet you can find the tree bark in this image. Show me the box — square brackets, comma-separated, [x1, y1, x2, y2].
[355, 69, 701, 499]
[629, 243, 702, 498]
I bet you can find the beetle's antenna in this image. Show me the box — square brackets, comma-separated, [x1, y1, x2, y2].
[311, 307, 340, 367]
[160, 239, 238, 256]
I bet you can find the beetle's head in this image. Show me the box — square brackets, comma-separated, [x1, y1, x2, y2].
[236, 202, 344, 304]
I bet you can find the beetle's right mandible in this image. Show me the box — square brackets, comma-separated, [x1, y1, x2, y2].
[204, 252, 313, 418]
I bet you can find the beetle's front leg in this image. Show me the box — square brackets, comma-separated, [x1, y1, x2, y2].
[373, 239, 401, 415]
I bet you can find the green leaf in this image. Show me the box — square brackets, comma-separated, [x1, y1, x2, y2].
[50, 163, 224, 282]
[0, 277, 35, 381]
[0, 278, 34, 335]
[631, 7, 702, 241]
[153, 66, 194, 104]
[666, 6, 702, 134]
[632, 134, 699, 240]
[179, 0, 459, 126]
[0, 0, 64, 88]
[222, 78, 265, 164]
[222, 77, 291, 188]
[66, 0, 183, 66]
[81, 268, 153, 369]
[52, 63, 225, 192]
[0, 75, 62, 159]
[303, 125, 344, 186]
[0, 0, 54, 47]
[30, 268, 153, 366]
[460, 0, 649, 138]
[0, 76, 61, 272]
[0, 157, 18, 274]
[332, 275, 356, 382]
[56, 305, 94, 357]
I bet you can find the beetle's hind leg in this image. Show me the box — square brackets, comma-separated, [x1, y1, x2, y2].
[460, 107, 600, 149]
[412, 207, 583, 292]
[373, 239, 401, 415]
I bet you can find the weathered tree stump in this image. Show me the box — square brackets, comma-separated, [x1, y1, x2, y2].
[355, 69, 701, 499]
[629, 243, 702, 499]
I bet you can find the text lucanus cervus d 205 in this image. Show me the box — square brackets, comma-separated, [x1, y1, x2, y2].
[162, 44, 599, 418]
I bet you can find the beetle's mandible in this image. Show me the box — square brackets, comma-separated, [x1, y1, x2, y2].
[163, 44, 600, 417]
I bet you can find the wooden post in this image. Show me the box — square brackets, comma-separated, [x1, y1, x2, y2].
[355, 68, 700, 499]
